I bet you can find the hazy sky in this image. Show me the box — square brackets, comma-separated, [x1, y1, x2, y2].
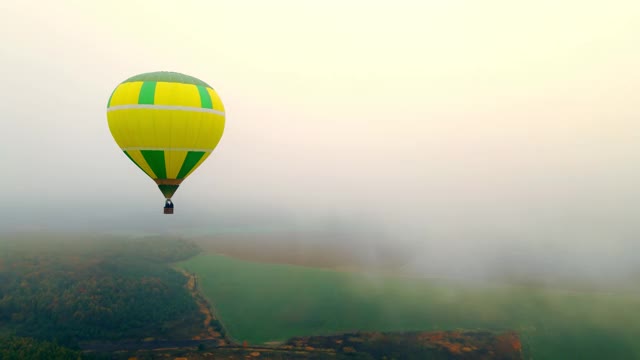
[1, 1, 639, 279]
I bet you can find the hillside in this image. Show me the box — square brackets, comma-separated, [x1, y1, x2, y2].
[0, 233, 206, 347]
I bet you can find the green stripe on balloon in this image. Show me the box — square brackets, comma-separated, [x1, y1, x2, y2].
[141, 150, 166, 179]
[177, 151, 205, 179]
[138, 81, 157, 104]
[196, 85, 213, 109]
[123, 71, 212, 87]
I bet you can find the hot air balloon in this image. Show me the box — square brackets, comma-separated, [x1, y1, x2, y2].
[106, 71, 225, 214]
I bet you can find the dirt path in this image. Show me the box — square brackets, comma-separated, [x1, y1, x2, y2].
[175, 267, 234, 345]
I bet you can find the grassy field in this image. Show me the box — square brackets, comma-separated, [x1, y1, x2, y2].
[176, 254, 640, 360]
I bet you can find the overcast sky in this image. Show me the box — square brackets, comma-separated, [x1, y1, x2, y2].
[1, 1, 639, 280]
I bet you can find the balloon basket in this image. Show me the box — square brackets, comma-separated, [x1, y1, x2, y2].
[164, 207, 174, 215]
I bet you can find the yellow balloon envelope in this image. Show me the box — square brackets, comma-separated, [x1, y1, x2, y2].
[106, 71, 225, 213]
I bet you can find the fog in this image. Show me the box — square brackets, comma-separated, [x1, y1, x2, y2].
[1, 1, 640, 285]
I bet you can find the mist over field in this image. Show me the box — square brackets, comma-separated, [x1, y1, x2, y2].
[2, 0, 640, 288]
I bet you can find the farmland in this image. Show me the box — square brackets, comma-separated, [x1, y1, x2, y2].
[177, 253, 640, 360]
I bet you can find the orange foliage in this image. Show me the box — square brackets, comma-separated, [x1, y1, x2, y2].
[342, 346, 356, 353]
[495, 331, 522, 354]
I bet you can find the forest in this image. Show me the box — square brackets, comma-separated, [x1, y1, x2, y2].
[0, 335, 81, 360]
[0, 233, 203, 348]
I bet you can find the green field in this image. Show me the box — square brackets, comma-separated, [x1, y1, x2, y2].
[177, 254, 640, 360]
